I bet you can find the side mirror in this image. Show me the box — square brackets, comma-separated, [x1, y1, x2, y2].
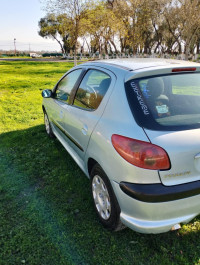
[42, 89, 53, 98]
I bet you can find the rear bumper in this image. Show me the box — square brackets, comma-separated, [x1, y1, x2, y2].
[112, 181, 200, 234]
[120, 180, 200, 202]
[120, 212, 196, 234]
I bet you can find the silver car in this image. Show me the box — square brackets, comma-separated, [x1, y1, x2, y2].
[42, 58, 200, 234]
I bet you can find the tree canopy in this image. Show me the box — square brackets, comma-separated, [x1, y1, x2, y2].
[39, 0, 200, 59]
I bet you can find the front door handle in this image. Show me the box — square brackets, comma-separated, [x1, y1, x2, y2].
[194, 153, 200, 159]
[60, 110, 64, 119]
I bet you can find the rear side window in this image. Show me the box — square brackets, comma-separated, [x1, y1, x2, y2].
[55, 69, 82, 103]
[125, 73, 200, 131]
[73, 70, 111, 110]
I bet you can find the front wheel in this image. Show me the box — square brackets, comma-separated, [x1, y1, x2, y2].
[91, 164, 125, 231]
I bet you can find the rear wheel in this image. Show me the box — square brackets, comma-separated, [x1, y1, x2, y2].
[91, 164, 125, 231]
[44, 112, 54, 138]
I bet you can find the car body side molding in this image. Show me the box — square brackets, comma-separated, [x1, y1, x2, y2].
[52, 119, 84, 152]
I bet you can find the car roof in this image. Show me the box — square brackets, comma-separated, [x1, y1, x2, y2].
[83, 58, 200, 71]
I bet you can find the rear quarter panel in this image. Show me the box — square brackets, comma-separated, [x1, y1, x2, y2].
[85, 69, 161, 184]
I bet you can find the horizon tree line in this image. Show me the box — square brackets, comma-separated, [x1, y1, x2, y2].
[38, 0, 200, 61]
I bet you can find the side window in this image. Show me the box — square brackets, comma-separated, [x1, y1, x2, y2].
[55, 69, 82, 103]
[73, 70, 111, 110]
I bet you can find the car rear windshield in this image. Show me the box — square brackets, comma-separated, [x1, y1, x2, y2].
[125, 73, 200, 131]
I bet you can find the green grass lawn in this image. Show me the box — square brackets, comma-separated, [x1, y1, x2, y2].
[0, 61, 200, 265]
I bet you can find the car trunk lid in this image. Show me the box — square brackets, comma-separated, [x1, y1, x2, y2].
[144, 128, 200, 186]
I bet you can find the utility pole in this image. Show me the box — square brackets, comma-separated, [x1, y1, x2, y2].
[14, 38, 16, 56]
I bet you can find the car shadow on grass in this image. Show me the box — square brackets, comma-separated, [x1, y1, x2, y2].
[0, 125, 199, 265]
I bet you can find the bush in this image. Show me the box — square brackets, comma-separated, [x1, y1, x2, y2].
[42, 53, 63, 57]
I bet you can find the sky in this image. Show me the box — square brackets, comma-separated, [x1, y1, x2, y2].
[0, 0, 60, 52]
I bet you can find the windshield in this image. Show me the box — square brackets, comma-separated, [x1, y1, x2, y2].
[125, 73, 200, 131]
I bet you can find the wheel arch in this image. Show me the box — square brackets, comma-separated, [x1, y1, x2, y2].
[87, 158, 98, 178]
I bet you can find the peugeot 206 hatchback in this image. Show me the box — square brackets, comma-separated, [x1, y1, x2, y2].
[42, 59, 200, 234]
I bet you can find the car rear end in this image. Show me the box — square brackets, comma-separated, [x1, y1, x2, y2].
[88, 60, 200, 233]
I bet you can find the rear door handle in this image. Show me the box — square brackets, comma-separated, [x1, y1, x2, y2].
[81, 124, 88, 135]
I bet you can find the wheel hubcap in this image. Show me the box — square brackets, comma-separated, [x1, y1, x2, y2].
[92, 175, 111, 220]
[44, 114, 50, 134]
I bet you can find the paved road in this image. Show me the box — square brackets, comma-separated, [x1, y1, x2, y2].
[0, 58, 91, 63]
[0, 58, 76, 62]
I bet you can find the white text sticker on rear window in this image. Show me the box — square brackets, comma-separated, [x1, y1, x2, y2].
[130, 82, 149, 115]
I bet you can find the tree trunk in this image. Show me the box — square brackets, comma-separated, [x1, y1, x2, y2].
[74, 40, 77, 66]
[108, 41, 113, 54]
[196, 39, 200, 54]
[154, 42, 161, 54]
[53, 35, 65, 56]
[105, 40, 108, 55]
[178, 43, 182, 54]
[109, 40, 117, 53]
[84, 37, 91, 54]
[144, 39, 151, 54]
[120, 38, 125, 53]
[185, 44, 190, 61]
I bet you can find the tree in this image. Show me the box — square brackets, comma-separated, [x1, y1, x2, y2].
[108, 0, 139, 53]
[178, 0, 200, 59]
[38, 14, 72, 56]
[41, 0, 93, 65]
[107, 0, 165, 54]
[161, 0, 200, 58]
[81, 2, 125, 55]
[39, 0, 200, 59]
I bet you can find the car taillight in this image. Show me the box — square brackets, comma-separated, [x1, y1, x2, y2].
[111, 134, 170, 170]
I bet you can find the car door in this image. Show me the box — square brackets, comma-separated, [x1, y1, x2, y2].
[61, 67, 116, 160]
[46, 68, 83, 137]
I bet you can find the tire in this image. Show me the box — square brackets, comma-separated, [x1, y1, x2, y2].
[91, 164, 125, 231]
[44, 112, 54, 138]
